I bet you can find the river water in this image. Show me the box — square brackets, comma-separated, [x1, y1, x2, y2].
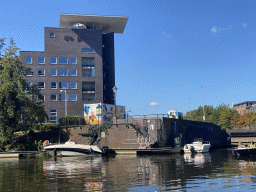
[0, 148, 256, 191]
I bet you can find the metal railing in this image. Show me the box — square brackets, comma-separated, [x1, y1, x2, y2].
[82, 87, 95, 92]
[82, 63, 95, 68]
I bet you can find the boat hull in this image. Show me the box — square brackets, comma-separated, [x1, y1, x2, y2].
[44, 144, 103, 157]
[183, 143, 211, 153]
[234, 147, 256, 156]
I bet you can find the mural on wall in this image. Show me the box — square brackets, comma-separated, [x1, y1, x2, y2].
[167, 110, 183, 119]
[84, 103, 125, 124]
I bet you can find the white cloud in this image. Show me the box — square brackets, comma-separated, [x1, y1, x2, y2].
[211, 26, 224, 34]
[242, 23, 247, 28]
[149, 102, 160, 106]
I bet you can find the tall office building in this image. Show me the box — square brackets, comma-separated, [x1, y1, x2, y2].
[19, 14, 128, 123]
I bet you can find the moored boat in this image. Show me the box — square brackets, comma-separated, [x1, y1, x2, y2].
[234, 146, 256, 156]
[183, 138, 211, 153]
[43, 138, 108, 157]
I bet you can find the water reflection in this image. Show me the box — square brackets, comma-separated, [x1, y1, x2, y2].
[2, 149, 256, 191]
[43, 156, 105, 191]
[184, 153, 211, 168]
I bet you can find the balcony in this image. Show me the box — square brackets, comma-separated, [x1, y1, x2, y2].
[82, 86, 95, 93]
[82, 93, 95, 102]
[82, 68, 95, 77]
[82, 57, 95, 68]
[82, 63, 95, 68]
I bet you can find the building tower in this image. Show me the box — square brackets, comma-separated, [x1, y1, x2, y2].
[20, 14, 128, 122]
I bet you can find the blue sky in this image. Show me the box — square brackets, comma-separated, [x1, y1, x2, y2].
[1, 0, 256, 116]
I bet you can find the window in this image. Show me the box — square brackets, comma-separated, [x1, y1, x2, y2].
[50, 94, 57, 101]
[38, 57, 45, 64]
[38, 82, 45, 89]
[25, 56, 32, 64]
[50, 109, 57, 123]
[50, 82, 57, 89]
[70, 94, 77, 101]
[38, 94, 45, 102]
[50, 57, 57, 64]
[28, 82, 32, 87]
[38, 69, 45, 76]
[59, 57, 68, 64]
[49, 32, 55, 38]
[25, 69, 33, 76]
[59, 82, 68, 89]
[70, 69, 77, 76]
[59, 94, 68, 101]
[59, 69, 68, 76]
[82, 48, 95, 53]
[70, 82, 77, 89]
[82, 57, 94, 67]
[70, 57, 77, 64]
[50, 69, 57, 76]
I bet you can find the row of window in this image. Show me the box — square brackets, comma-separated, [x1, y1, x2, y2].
[33, 69, 78, 77]
[29, 81, 77, 90]
[51, 94, 77, 101]
[25, 52, 95, 65]
[27, 68, 95, 77]
[32, 93, 77, 102]
[25, 57, 77, 65]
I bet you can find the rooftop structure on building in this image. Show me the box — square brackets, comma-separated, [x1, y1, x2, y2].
[19, 14, 128, 123]
[232, 101, 256, 115]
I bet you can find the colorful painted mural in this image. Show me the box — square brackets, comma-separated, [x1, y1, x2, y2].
[167, 110, 183, 119]
[84, 103, 125, 124]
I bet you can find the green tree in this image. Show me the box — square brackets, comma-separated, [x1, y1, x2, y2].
[230, 113, 241, 129]
[239, 112, 255, 128]
[219, 108, 238, 129]
[0, 38, 47, 151]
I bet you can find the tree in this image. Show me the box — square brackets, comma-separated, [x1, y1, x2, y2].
[0, 38, 47, 151]
[239, 112, 255, 129]
[184, 103, 239, 129]
[230, 113, 241, 129]
[219, 108, 238, 129]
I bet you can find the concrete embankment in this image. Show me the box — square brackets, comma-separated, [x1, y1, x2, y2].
[0, 151, 47, 158]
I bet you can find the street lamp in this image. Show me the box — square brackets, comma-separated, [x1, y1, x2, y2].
[127, 110, 131, 123]
[201, 86, 205, 121]
[60, 89, 67, 117]
[112, 85, 118, 125]
[189, 97, 191, 120]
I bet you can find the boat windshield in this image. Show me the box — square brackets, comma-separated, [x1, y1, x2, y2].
[67, 138, 75, 143]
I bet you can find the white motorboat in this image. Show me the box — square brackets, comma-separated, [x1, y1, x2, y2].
[43, 138, 108, 157]
[183, 138, 211, 153]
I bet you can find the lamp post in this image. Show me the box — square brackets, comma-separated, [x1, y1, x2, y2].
[60, 89, 67, 117]
[127, 110, 131, 123]
[189, 97, 191, 120]
[201, 86, 205, 121]
[112, 85, 118, 125]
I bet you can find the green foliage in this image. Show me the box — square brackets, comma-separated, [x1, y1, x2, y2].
[87, 124, 112, 137]
[25, 123, 59, 132]
[59, 115, 84, 126]
[0, 38, 48, 151]
[219, 108, 238, 129]
[87, 124, 112, 144]
[185, 103, 256, 129]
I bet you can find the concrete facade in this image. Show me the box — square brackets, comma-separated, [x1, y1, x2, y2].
[19, 14, 127, 122]
[62, 117, 227, 152]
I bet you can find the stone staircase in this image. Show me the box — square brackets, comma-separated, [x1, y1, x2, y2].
[116, 117, 157, 149]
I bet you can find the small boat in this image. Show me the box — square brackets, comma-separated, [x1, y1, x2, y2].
[183, 138, 211, 153]
[43, 138, 108, 157]
[234, 146, 256, 156]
